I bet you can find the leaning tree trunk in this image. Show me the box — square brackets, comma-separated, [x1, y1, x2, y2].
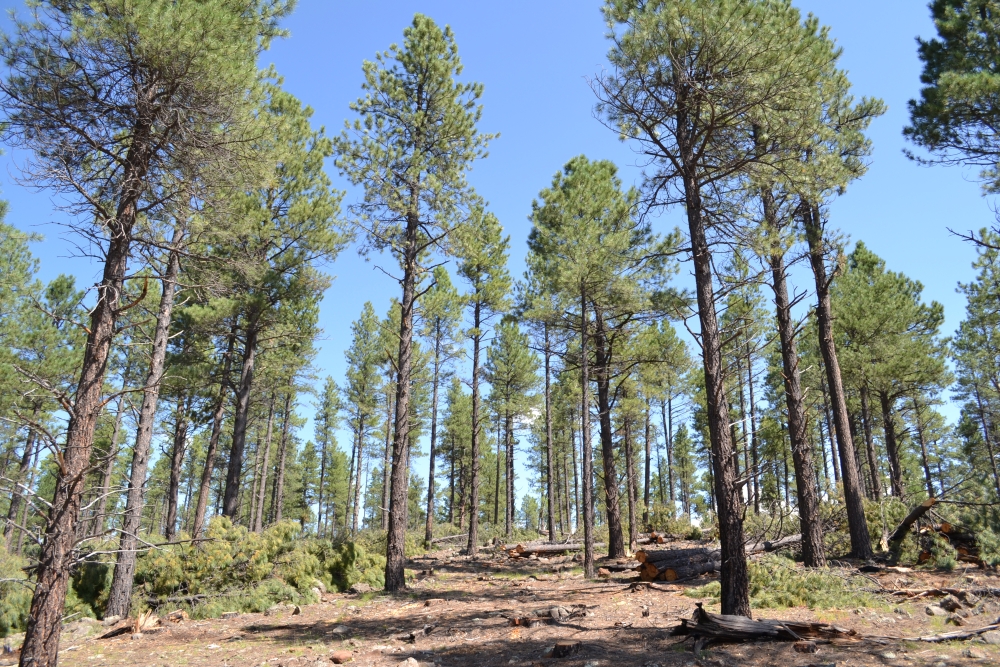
[105, 230, 182, 618]
[878, 390, 905, 498]
[424, 322, 443, 547]
[191, 326, 236, 539]
[272, 392, 293, 523]
[543, 323, 556, 540]
[768, 243, 825, 567]
[466, 300, 484, 557]
[682, 165, 749, 616]
[803, 203, 872, 559]
[164, 392, 190, 541]
[592, 315, 626, 559]
[223, 321, 260, 519]
[384, 206, 419, 593]
[579, 289, 596, 579]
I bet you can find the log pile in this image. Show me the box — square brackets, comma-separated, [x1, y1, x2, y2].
[635, 534, 802, 582]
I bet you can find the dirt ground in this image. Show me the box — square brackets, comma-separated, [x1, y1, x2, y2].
[6, 547, 1000, 667]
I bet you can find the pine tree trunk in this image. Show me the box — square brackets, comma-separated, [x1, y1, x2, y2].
[254, 394, 276, 532]
[384, 206, 419, 593]
[820, 378, 841, 483]
[381, 391, 392, 531]
[662, 398, 675, 506]
[105, 232, 182, 618]
[580, 290, 595, 578]
[681, 163, 749, 616]
[424, 323, 442, 547]
[592, 313, 625, 559]
[352, 423, 364, 533]
[272, 393, 292, 523]
[803, 203, 872, 559]
[318, 439, 329, 536]
[165, 392, 190, 541]
[505, 412, 515, 539]
[494, 417, 502, 527]
[543, 323, 556, 540]
[746, 351, 760, 514]
[466, 300, 483, 556]
[623, 400, 638, 552]
[911, 398, 935, 499]
[643, 397, 652, 526]
[973, 384, 1000, 498]
[768, 245, 825, 567]
[4, 406, 39, 549]
[571, 419, 580, 534]
[859, 386, 883, 500]
[878, 390, 904, 498]
[192, 327, 235, 539]
[223, 321, 260, 519]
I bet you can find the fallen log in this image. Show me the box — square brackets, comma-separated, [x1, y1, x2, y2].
[508, 542, 605, 557]
[746, 534, 802, 554]
[637, 535, 802, 581]
[888, 497, 937, 564]
[672, 603, 858, 642]
[430, 533, 468, 544]
[895, 623, 1000, 643]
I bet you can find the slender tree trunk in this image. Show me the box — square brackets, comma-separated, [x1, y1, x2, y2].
[973, 384, 1000, 498]
[571, 420, 580, 533]
[505, 412, 515, 538]
[661, 398, 675, 506]
[448, 434, 456, 525]
[494, 416, 502, 527]
[16, 442, 42, 556]
[105, 231, 183, 619]
[192, 326, 236, 539]
[820, 378, 841, 483]
[4, 406, 40, 548]
[911, 398, 935, 499]
[165, 392, 190, 541]
[592, 314, 625, 559]
[272, 393, 293, 523]
[543, 323, 556, 540]
[768, 241, 825, 567]
[466, 301, 484, 556]
[93, 386, 127, 536]
[580, 290, 595, 578]
[318, 437, 329, 537]
[643, 397, 652, 526]
[223, 321, 260, 519]
[746, 352, 760, 514]
[424, 323, 443, 547]
[352, 421, 364, 534]
[384, 206, 420, 592]
[878, 390, 904, 498]
[381, 391, 393, 530]
[681, 160, 749, 616]
[623, 397, 638, 553]
[803, 203, 872, 559]
[254, 394, 276, 532]
[860, 386, 883, 500]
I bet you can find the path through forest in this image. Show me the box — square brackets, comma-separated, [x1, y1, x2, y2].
[7, 547, 1000, 667]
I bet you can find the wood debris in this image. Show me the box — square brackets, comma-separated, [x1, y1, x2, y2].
[672, 603, 858, 643]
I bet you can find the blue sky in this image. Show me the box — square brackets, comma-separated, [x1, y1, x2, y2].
[5, 1, 994, 505]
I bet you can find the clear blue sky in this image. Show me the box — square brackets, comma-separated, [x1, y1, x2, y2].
[5, 1, 993, 503]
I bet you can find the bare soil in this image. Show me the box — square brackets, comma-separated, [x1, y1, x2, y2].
[7, 548, 1000, 667]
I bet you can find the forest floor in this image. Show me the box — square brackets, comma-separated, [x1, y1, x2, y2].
[6, 545, 1000, 667]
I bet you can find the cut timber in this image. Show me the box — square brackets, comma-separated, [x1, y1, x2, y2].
[673, 603, 858, 642]
[659, 560, 722, 582]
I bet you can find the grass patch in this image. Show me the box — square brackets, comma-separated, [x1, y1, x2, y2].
[685, 555, 879, 610]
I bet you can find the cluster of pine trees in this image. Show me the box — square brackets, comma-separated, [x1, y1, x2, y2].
[3, 2, 1000, 665]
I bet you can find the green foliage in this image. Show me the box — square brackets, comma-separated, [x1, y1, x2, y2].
[0, 546, 30, 638]
[323, 541, 386, 592]
[687, 555, 876, 610]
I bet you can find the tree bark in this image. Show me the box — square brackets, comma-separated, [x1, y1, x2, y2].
[381, 390, 393, 530]
[580, 290, 595, 578]
[223, 321, 260, 519]
[820, 378, 841, 483]
[643, 397, 652, 526]
[253, 394, 276, 532]
[543, 323, 556, 540]
[352, 415, 364, 533]
[860, 385, 883, 501]
[466, 300, 483, 556]
[973, 384, 1000, 498]
[105, 229, 182, 618]
[623, 395, 639, 552]
[912, 397, 936, 499]
[768, 243, 825, 567]
[272, 392, 292, 523]
[165, 392, 190, 541]
[505, 412, 515, 538]
[592, 312, 625, 559]
[803, 203, 872, 559]
[384, 205, 419, 592]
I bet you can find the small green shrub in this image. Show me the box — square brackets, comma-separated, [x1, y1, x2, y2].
[686, 555, 877, 610]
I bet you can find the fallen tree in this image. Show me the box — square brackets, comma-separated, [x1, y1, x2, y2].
[673, 603, 858, 642]
[506, 542, 605, 558]
[636, 535, 802, 581]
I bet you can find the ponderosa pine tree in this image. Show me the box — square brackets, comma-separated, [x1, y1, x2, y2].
[454, 210, 511, 556]
[314, 377, 341, 536]
[335, 14, 493, 590]
[0, 3, 291, 659]
[595, 0, 853, 614]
